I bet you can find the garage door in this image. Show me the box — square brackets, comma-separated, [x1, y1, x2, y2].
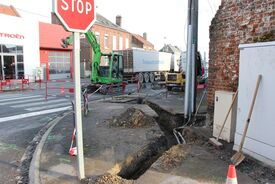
[48, 51, 71, 80]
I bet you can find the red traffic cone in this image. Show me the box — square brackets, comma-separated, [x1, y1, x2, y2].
[226, 164, 238, 184]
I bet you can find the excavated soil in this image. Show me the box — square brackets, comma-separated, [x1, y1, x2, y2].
[86, 174, 133, 184]
[152, 144, 191, 171]
[109, 107, 156, 128]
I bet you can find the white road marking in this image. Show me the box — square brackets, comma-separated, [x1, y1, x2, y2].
[0, 106, 71, 123]
[0, 95, 42, 102]
[0, 94, 28, 99]
[1, 97, 54, 106]
[11, 98, 68, 108]
[26, 102, 71, 111]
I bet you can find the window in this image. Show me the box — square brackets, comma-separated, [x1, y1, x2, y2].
[2, 44, 16, 53]
[125, 38, 129, 49]
[104, 34, 109, 49]
[16, 46, 23, 54]
[113, 36, 117, 50]
[95, 32, 100, 43]
[119, 37, 123, 50]
[17, 54, 24, 78]
[0, 44, 24, 79]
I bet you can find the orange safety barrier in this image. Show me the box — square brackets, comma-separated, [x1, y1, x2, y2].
[0, 79, 29, 92]
[45, 80, 74, 100]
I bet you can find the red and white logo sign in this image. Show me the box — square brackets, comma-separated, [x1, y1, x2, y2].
[53, 0, 96, 32]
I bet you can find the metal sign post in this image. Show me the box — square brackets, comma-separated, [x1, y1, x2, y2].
[73, 32, 85, 179]
[53, 0, 96, 180]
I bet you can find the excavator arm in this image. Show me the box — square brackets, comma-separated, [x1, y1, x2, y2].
[84, 32, 101, 83]
[61, 32, 102, 83]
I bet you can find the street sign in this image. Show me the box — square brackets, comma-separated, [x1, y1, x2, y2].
[53, 0, 96, 32]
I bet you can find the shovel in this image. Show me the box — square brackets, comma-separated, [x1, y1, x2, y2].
[231, 74, 262, 166]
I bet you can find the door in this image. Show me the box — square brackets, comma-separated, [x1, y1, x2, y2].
[2, 55, 16, 79]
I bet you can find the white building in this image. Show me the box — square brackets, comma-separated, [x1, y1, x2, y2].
[0, 13, 40, 81]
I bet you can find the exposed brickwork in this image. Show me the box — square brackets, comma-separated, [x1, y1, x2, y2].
[208, 0, 275, 110]
[91, 24, 131, 53]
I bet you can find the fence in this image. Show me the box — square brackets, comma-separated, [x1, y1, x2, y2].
[45, 80, 75, 100]
[0, 79, 30, 92]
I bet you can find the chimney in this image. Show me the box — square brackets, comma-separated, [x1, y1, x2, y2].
[143, 32, 147, 40]
[116, 15, 122, 27]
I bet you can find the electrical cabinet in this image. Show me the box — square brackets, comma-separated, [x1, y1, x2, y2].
[213, 90, 237, 142]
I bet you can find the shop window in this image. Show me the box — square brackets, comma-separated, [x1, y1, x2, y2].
[17, 54, 24, 79]
[0, 45, 24, 79]
[16, 46, 23, 54]
[2, 44, 16, 53]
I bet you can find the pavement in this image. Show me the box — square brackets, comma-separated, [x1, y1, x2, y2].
[28, 87, 256, 184]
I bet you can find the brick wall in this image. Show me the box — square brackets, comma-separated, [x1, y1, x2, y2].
[208, 0, 275, 110]
[91, 24, 131, 53]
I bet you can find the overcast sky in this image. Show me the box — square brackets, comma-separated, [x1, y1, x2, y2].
[1, 0, 221, 58]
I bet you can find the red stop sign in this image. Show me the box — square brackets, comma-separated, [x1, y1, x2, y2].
[54, 0, 96, 32]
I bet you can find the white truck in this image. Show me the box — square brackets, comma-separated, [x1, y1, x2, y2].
[117, 48, 179, 83]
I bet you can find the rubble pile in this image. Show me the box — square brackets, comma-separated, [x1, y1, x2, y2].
[109, 107, 156, 128]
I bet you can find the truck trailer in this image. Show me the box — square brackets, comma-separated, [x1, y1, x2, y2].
[117, 48, 175, 83]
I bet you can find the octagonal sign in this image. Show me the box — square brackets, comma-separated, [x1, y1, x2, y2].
[54, 0, 96, 32]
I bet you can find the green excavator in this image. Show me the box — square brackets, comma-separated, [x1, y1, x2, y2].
[62, 32, 125, 93]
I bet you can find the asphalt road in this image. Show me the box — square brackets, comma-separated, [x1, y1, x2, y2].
[0, 81, 140, 183]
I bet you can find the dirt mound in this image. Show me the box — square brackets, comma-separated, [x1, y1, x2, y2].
[152, 144, 190, 171]
[87, 174, 133, 184]
[109, 107, 156, 128]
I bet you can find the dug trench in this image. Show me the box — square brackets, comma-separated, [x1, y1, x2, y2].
[81, 95, 275, 184]
[86, 98, 207, 183]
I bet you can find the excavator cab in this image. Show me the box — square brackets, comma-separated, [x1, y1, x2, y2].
[97, 53, 123, 84]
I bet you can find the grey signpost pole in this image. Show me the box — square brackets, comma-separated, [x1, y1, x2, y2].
[53, 0, 96, 180]
[73, 32, 85, 179]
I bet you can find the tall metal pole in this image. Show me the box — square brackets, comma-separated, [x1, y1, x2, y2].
[192, 0, 199, 114]
[185, 25, 193, 120]
[73, 32, 85, 179]
[184, 0, 199, 121]
[184, 0, 193, 121]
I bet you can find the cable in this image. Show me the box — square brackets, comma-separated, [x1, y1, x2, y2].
[207, 0, 215, 14]
[13, 7, 50, 18]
